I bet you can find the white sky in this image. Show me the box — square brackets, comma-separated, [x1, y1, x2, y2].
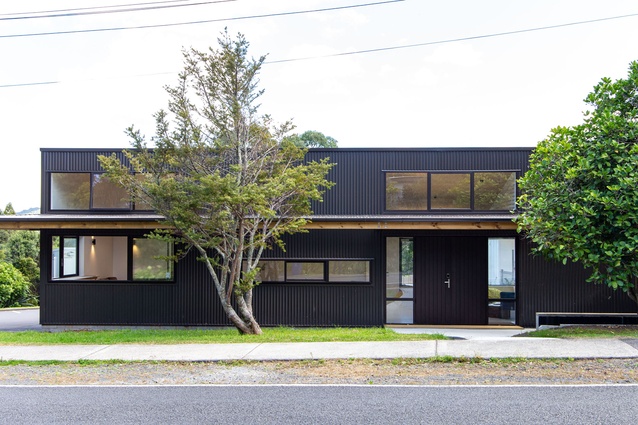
[1, 0, 638, 211]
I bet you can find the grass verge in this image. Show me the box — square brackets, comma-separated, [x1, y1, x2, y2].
[521, 325, 638, 338]
[0, 327, 446, 345]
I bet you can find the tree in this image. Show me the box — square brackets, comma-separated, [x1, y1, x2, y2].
[285, 130, 338, 148]
[516, 60, 638, 308]
[5, 230, 40, 289]
[0, 262, 30, 308]
[100, 31, 335, 334]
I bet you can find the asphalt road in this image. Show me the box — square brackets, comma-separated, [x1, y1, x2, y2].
[2, 385, 637, 424]
[0, 308, 41, 331]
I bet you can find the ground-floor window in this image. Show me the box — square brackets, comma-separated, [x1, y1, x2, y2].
[385, 237, 414, 324]
[51, 235, 173, 282]
[488, 238, 516, 325]
[245, 259, 371, 284]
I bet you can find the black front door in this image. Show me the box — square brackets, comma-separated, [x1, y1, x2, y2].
[414, 236, 487, 325]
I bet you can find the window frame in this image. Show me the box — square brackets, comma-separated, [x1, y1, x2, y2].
[49, 234, 174, 283]
[49, 172, 140, 212]
[384, 170, 519, 213]
[244, 259, 373, 284]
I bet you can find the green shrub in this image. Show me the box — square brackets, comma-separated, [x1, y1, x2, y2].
[0, 262, 31, 307]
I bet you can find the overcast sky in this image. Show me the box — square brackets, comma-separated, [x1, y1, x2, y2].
[2, 0, 638, 211]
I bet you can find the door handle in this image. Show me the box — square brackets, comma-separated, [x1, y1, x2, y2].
[444, 273, 451, 289]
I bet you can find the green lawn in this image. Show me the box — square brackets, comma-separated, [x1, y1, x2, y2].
[0, 327, 446, 345]
[521, 325, 638, 339]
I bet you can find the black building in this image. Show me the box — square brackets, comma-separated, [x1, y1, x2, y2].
[2, 148, 635, 328]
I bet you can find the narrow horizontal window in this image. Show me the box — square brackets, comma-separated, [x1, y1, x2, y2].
[329, 261, 370, 282]
[243, 260, 285, 282]
[286, 262, 325, 281]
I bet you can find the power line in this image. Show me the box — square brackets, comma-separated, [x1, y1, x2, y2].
[0, 0, 238, 21]
[266, 11, 638, 64]
[0, 0, 404, 38]
[0, 0, 193, 17]
[2, 10, 637, 89]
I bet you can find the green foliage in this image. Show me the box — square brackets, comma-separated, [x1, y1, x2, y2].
[0, 262, 31, 307]
[284, 130, 338, 148]
[517, 61, 638, 306]
[99, 31, 334, 334]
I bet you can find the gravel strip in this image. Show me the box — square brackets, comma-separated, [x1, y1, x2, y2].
[1, 358, 637, 386]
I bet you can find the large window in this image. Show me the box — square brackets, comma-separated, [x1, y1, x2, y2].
[133, 238, 173, 280]
[385, 173, 428, 210]
[50, 172, 144, 211]
[50, 235, 173, 282]
[50, 173, 91, 210]
[385, 171, 517, 212]
[92, 174, 130, 209]
[244, 260, 371, 283]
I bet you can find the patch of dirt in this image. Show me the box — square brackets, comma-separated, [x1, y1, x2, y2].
[1, 358, 638, 386]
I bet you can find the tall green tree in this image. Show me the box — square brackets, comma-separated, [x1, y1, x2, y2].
[100, 31, 334, 334]
[285, 130, 338, 148]
[516, 61, 638, 308]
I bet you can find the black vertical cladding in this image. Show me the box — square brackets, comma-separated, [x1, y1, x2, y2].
[39, 228, 384, 326]
[517, 238, 636, 327]
[305, 148, 531, 216]
[256, 229, 383, 326]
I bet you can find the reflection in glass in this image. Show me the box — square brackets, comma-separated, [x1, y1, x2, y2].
[431, 173, 471, 209]
[329, 261, 370, 282]
[132, 238, 173, 280]
[92, 174, 130, 209]
[62, 237, 78, 276]
[386, 237, 414, 324]
[50, 173, 91, 210]
[254, 261, 285, 282]
[286, 262, 324, 281]
[386, 172, 427, 210]
[488, 238, 516, 324]
[474, 172, 517, 211]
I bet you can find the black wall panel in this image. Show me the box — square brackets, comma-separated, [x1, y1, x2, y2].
[517, 238, 636, 327]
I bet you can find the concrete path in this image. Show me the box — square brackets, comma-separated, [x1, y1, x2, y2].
[1, 338, 638, 362]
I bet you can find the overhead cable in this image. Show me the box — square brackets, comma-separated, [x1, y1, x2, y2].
[0, 1, 237, 21]
[0, 0, 404, 38]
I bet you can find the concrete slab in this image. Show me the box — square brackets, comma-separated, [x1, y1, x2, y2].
[243, 341, 439, 361]
[82, 343, 263, 361]
[0, 345, 107, 361]
[390, 327, 531, 340]
[435, 338, 638, 359]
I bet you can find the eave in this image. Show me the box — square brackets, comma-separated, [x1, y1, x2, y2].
[0, 213, 518, 231]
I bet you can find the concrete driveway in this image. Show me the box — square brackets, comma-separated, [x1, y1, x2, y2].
[0, 308, 42, 331]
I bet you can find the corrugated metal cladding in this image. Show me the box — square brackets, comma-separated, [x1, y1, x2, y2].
[305, 148, 532, 216]
[517, 238, 636, 327]
[42, 149, 132, 173]
[40, 229, 384, 326]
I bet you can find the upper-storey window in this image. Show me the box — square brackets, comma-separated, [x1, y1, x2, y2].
[50, 172, 147, 211]
[385, 171, 517, 212]
[385, 172, 428, 210]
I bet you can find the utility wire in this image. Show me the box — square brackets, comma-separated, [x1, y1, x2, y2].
[267, 11, 638, 63]
[2, 10, 637, 88]
[0, 0, 238, 21]
[0, 0, 404, 38]
[0, 0, 193, 17]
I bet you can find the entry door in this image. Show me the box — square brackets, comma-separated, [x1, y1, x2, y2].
[414, 236, 488, 325]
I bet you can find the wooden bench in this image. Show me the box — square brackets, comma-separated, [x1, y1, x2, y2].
[536, 312, 638, 329]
